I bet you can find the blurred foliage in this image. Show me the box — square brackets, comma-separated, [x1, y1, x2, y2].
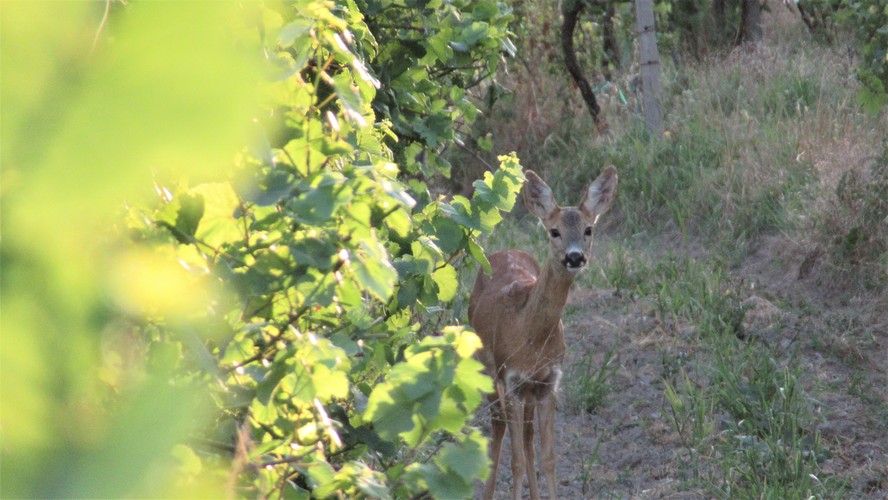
[795, 0, 888, 110]
[1, 0, 523, 497]
[841, 0, 888, 110]
[2, 2, 257, 496]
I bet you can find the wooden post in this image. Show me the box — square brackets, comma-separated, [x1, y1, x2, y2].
[634, 0, 664, 137]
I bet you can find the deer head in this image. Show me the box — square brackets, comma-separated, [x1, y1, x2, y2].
[523, 166, 618, 273]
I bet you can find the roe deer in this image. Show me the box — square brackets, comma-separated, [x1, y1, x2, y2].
[468, 167, 618, 499]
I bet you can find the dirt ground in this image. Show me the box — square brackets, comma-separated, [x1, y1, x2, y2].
[475, 234, 888, 499]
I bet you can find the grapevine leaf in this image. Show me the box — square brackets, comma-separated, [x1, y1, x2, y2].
[174, 193, 205, 240]
[467, 238, 491, 274]
[278, 19, 311, 47]
[353, 238, 397, 301]
[431, 263, 458, 302]
[364, 390, 415, 442]
[190, 182, 242, 247]
[435, 431, 490, 483]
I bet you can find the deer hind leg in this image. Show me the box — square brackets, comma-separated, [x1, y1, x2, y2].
[538, 395, 558, 499]
[482, 382, 507, 500]
[523, 401, 541, 500]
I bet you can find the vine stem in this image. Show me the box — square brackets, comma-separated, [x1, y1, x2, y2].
[91, 0, 113, 53]
[454, 140, 495, 172]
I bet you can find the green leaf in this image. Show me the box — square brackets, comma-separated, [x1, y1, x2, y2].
[290, 237, 337, 270]
[430, 387, 465, 433]
[410, 464, 472, 500]
[461, 22, 490, 46]
[396, 277, 421, 308]
[312, 364, 349, 400]
[352, 238, 397, 301]
[473, 153, 524, 211]
[189, 182, 242, 247]
[399, 367, 439, 402]
[435, 430, 490, 483]
[221, 337, 254, 366]
[364, 390, 415, 442]
[431, 264, 458, 302]
[466, 238, 491, 274]
[256, 354, 291, 405]
[147, 341, 183, 372]
[429, 216, 465, 254]
[333, 71, 367, 126]
[449, 40, 469, 52]
[244, 168, 293, 207]
[278, 19, 312, 48]
[171, 444, 202, 477]
[288, 181, 339, 225]
[174, 193, 205, 240]
[439, 196, 478, 230]
[425, 29, 453, 63]
[285, 365, 317, 403]
[453, 357, 492, 411]
[303, 457, 337, 491]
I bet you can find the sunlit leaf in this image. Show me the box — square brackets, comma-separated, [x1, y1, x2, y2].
[352, 237, 397, 301]
[431, 263, 458, 301]
[312, 364, 349, 400]
[467, 237, 492, 274]
[435, 430, 490, 483]
[190, 182, 242, 248]
[364, 391, 415, 442]
[279, 19, 312, 47]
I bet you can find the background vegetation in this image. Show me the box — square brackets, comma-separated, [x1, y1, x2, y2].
[467, 1, 886, 496]
[2, 0, 885, 498]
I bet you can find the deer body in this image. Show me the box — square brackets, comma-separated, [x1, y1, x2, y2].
[469, 168, 617, 500]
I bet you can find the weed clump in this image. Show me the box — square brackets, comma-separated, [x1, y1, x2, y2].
[824, 140, 888, 289]
[564, 347, 617, 414]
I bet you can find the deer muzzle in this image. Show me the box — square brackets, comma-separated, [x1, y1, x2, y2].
[563, 250, 587, 271]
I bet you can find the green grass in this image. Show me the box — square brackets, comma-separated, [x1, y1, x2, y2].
[662, 327, 835, 497]
[589, 247, 748, 339]
[710, 342, 835, 497]
[563, 347, 618, 414]
[582, 242, 846, 495]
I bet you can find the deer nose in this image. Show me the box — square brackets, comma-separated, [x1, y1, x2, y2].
[564, 251, 586, 269]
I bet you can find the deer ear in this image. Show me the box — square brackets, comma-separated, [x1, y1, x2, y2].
[524, 170, 558, 220]
[581, 166, 618, 219]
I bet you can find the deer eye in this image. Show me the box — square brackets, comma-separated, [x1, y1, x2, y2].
[584, 227, 593, 236]
[549, 228, 561, 238]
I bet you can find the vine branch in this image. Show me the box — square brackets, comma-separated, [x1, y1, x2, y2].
[561, 0, 606, 130]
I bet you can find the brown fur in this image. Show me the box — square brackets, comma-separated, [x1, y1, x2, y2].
[469, 168, 617, 500]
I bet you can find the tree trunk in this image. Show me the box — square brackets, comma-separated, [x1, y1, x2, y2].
[738, 0, 763, 46]
[713, 0, 727, 44]
[561, 0, 605, 130]
[602, 3, 620, 79]
[634, 0, 664, 137]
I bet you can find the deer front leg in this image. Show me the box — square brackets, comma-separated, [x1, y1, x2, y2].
[506, 396, 527, 500]
[483, 384, 507, 500]
[523, 401, 541, 500]
[538, 395, 557, 499]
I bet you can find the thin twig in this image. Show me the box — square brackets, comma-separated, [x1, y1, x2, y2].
[91, 0, 113, 53]
[454, 140, 496, 172]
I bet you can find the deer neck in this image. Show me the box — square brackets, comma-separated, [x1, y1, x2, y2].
[524, 256, 575, 334]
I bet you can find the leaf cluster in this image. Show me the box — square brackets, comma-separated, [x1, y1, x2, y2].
[788, 0, 888, 110]
[128, 1, 523, 497]
[1, 0, 522, 497]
